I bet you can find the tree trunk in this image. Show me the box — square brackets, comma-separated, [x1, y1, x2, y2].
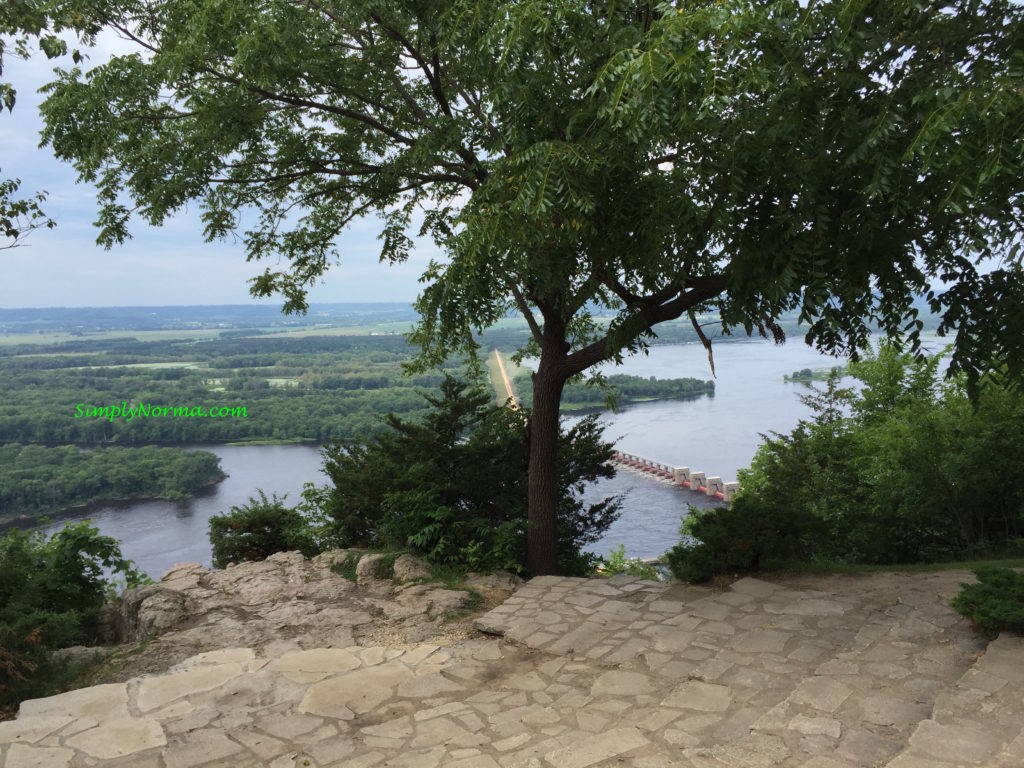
[527, 360, 566, 575]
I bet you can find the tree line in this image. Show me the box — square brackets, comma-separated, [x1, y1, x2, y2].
[0, 332, 722, 445]
[0, 444, 224, 522]
[514, 371, 714, 411]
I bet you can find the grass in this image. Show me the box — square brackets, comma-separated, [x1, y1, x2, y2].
[330, 552, 363, 582]
[441, 588, 484, 624]
[377, 552, 398, 579]
[329, 550, 400, 582]
[422, 563, 487, 622]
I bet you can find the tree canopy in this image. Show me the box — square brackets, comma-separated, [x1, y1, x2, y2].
[0, 0, 61, 248]
[33, 0, 1024, 572]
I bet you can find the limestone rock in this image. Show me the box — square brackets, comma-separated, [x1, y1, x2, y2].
[50, 645, 116, 666]
[393, 554, 433, 582]
[356, 553, 392, 584]
[88, 551, 496, 678]
[464, 571, 523, 593]
[103, 585, 192, 643]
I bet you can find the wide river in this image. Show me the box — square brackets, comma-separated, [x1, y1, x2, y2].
[39, 337, 944, 576]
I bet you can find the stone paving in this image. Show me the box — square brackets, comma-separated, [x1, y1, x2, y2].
[2, 570, 1022, 768]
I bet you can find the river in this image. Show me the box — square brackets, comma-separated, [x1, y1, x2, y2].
[39, 337, 943, 575]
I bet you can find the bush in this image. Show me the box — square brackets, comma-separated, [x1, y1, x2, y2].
[951, 566, 1024, 638]
[208, 491, 317, 568]
[322, 375, 620, 575]
[0, 523, 145, 711]
[602, 544, 659, 580]
[665, 497, 822, 582]
[667, 346, 1024, 581]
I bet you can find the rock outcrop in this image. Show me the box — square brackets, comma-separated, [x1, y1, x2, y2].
[8, 570, 1021, 768]
[98, 550, 520, 680]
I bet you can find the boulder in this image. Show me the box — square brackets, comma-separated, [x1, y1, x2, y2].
[392, 554, 432, 583]
[102, 585, 192, 643]
[464, 571, 523, 593]
[51, 645, 117, 666]
[355, 553, 392, 585]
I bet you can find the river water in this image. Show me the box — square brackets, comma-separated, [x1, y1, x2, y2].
[39, 338, 931, 575]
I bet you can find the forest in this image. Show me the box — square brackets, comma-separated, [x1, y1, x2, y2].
[0, 444, 224, 523]
[514, 371, 715, 411]
[0, 334, 448, 444]
[0, 324, 726, 445]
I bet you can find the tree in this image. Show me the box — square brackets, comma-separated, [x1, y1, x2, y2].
[0, 0, 66, 248]
[0, 522, 146, 709]
[36, 0, 1024, 573]
[322, 375, 619, 574]
[208, 490, 317, 568]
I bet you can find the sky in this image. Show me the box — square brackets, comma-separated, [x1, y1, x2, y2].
[0, 36, 433, 309]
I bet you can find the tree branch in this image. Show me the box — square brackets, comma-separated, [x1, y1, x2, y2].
[511, 284, 544, 345]
[564, 273, 730, 377]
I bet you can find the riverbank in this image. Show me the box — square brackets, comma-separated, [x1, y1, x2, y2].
[0, 474, 227, 533]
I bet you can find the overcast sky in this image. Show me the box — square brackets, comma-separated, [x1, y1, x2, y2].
[0, 39, 432, 309]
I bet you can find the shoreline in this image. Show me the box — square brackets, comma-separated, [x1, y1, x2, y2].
[0, 473, 227, 533]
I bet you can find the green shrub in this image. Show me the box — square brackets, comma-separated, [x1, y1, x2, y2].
[668, 346, 1024, 581]
[951, 566, 1024, 638]
[209, 491, 317, 568]
[665, 497, 822, 582]
[0, 523, 145, 710]
[602, 544, 658, 580]
[322, 375, 619, 575]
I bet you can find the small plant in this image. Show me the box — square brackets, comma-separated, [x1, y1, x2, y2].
[377, 552, 398, 580]
[330, 552, 363, 582]
[441, 588, 485, 623]
[602, 544, 659, 580]
[951, 566, 1024, 638]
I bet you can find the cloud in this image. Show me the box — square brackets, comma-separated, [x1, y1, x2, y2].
[1, 35, 431, 308]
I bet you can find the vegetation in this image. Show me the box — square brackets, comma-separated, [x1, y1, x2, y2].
[0, 334, 455, 445]
[208, 490, 318, 568]
[952, 567, 1024, 639]
[0, 0, 63, 250]
[0, 523, 146, 711]
[515, 371, 714, 412]
[36, 0, 1024, 573]
[665, 497, 804, 583]
[330, 552, 362, 583]
[667, 346, 1024, 581]
[784, 367, 845, 383]
[322, 376, 619, 575]
[601, 544, 659, 580]
[0, 444, 224, 522]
